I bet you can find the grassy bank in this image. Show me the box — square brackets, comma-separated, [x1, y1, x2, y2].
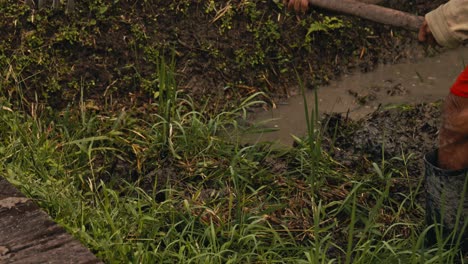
[1, 1, 466, 263]
[1, 63, 465, 262]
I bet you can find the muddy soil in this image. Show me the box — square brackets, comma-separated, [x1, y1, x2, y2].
[0, 0, 448, 111]
[323, 103, 440, 177]
[248, 46, 468, 146]
[247, 43, 468, 178]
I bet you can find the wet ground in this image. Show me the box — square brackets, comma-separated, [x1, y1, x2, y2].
[244, 45, 468, 176]
[248, 46, 468, 146]
[1, 1, 444, 112]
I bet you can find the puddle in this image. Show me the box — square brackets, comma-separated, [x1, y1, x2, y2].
[247, 46, 468, 146]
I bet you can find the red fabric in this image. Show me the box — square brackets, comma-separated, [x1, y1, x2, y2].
[451, 66, 468, 98]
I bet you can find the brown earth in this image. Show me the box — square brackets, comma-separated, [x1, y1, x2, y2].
[323, 102, 441, 177]
[0, 0, 448, 112]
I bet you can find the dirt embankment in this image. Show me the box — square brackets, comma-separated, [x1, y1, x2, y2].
[0, 0, 448, 111]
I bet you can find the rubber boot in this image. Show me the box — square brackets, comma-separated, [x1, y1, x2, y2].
[425, 150, 468, 251]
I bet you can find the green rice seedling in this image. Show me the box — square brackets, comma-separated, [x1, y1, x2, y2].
[345, 189, 358, 264]
[154, 54, 178, 158]
[296, 71, 321, 162]
[390, 153, 424, 214]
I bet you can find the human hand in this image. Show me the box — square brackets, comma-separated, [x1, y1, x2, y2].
[418, 19, 436, 45]
[283, 0, 309, 13]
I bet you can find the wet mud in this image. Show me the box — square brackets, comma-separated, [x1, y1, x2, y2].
[249, 46, 468, 147]
[247, 46, 468, 175]
[323, 103, 440, 176]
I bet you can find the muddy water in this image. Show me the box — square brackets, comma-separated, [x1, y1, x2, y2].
[248, 46, 468, 146]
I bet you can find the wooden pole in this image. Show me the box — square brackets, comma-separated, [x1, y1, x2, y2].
[359, 0, 384, 4]
[308, 0, 424, 31]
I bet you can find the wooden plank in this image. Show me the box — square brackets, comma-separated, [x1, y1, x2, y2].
[0, 177, 102, 264]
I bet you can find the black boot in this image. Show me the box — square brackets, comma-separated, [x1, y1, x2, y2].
[425, 150, 468, 251]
